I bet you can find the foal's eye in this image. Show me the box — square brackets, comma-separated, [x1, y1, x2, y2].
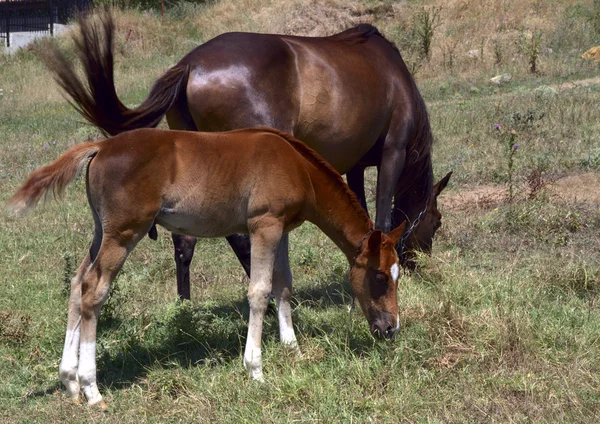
[376, 272, 388, 285]
[371, 272, 389, 299]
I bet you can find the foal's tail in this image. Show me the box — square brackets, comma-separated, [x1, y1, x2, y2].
[41, 10, 189, 136]
[8, 143, 100, 214]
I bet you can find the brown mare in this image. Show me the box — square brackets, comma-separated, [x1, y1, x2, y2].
[44, 12, 451, 300]
[10, 127, 407, 408]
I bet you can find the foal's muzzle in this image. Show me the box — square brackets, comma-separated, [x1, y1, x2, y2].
[369, 310, 398, 340]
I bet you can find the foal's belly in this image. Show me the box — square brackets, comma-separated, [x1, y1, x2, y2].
[155, 200, 248, 238]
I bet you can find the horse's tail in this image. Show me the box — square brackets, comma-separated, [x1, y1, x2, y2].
[41, 11, 189, 136]
[8, 143, 100, 214]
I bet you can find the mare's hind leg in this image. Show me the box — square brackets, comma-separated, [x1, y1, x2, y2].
[77, 229, 147, 407]
[172, 233, 197, 300]
[244, 219, 284, 382]
[271, 235, 298, 349]
[171, 233, 252, 300]
[60, 225, 102, 400]
[374, 120, 411, 233]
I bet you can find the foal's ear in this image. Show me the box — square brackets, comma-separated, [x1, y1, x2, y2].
[387, 221, 407, 244]
[367, 229, 383, 254]
[433, 171, 452, 197]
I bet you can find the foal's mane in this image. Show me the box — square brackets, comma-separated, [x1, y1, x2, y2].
[250, 127, 372, 226]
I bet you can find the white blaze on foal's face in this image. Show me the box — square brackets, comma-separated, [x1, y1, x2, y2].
[390, 263, 399, 283]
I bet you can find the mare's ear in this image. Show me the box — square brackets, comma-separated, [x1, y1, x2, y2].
[367, 229, 383, 254]
[387, 221, 407, 244]
[433, 171, 452, 197]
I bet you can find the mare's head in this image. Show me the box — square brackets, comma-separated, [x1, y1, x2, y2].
[350, 221, 407, 340]
[402, 172, 452, 267]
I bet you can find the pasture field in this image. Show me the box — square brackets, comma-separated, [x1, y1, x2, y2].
[1, 0, 599, 422]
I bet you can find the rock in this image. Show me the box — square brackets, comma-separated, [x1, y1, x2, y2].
[467, 49, 480, 59]
[582, 46, 600, 61]
[490, 74, 511, 84]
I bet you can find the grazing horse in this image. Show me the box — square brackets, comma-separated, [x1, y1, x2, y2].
[43, 12, 451, 299]
[10, 127, 407, 408]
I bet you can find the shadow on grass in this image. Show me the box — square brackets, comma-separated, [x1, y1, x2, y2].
[96, 265, 375, 390]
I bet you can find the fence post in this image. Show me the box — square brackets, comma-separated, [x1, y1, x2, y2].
[5, 1, 9, 49]
[49, 0, 54, 36]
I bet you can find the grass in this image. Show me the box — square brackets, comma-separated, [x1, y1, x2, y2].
[1, 0, 600, 421]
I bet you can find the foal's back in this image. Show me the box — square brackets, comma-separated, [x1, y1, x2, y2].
[89, 128, 314, 238]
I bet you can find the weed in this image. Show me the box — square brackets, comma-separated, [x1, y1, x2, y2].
[442, 40, 459, 71]
[62, 251, 74, 298]
[0, 311, 32, 346]
[494, 125, 519, 204]
[414, 6, 443, 60]
[528, 31, 543, 74]
[581, 147, 600, 170]
[493, 39, 503, 65]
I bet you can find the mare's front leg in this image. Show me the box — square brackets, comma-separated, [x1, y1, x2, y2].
[375, 122, 410, 233]
[271, 235, 298, 349]
[347, 165, 369, 215]
[244, 220, 283, 382]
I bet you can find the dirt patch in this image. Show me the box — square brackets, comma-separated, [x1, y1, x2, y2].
[545, 172, 600, 204]
[443, 172, 600, 212]
[442, 185, 507, 211]
[552, 77, 600, 91]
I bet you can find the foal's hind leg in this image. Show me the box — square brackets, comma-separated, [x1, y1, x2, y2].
[59, 254, 90, 400]
[244, 219, 283, 382]
[77, 230, 145, 406]
[271, 235, 298, 349]
[60, 226, 102, 400]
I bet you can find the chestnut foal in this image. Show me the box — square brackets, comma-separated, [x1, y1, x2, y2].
[10, 127, 406, 408]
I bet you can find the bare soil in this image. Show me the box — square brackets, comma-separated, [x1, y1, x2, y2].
[443, 172, 600, 211]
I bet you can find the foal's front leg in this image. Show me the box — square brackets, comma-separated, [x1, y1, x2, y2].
[244, 222, 283, 382]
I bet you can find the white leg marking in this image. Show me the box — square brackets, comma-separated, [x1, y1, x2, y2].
[78, 342, 103, 405]
[396, 314, 400, 331]
[59, 327, 81, 398]
[390, 263, 400, 283]
[278, 307, 298, 348]
[243, 333, 264, 382]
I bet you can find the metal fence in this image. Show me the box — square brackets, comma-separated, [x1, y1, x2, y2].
[0, 0, 92, 48]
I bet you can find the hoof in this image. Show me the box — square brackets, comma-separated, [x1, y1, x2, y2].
[252, 373, 265, 383]
[96, 400, 108, 412]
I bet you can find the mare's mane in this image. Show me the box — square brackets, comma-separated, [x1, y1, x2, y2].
[248, 127, 372, 227]
[328, 24, 433, 202]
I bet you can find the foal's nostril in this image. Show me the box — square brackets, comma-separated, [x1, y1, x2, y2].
[371, 323, 396, 340]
